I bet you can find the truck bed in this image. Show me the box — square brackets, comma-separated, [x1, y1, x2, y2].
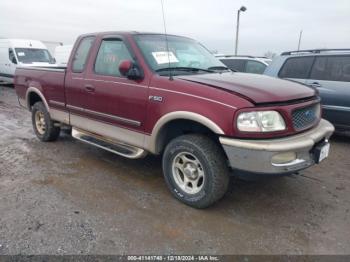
[14, 66, 67, 110]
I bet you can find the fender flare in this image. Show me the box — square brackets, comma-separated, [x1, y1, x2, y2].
[25, 87, 49, 112]
[147, 111, 225, 154]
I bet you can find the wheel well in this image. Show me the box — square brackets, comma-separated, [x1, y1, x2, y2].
[155, 119, 219, 154]
[28, 92, 42, 110]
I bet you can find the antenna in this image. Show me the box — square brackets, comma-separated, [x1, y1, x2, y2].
[160, 0, 173, 80]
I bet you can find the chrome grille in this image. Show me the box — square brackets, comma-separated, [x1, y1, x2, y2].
[292, 103, 320, 130]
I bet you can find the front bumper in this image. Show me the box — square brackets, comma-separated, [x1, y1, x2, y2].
[219, 119, 334, 175]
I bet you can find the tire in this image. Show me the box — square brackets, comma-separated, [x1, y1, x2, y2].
[31, 101, 60, 142]
[162, 134, 230, 208]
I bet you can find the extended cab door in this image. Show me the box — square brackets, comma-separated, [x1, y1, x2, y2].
[305, 55, 350, 129]
[65, 36, 96, 118]
[81, 36, 149, 133]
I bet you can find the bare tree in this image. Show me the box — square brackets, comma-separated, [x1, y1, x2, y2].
[264, 51, 277, 59]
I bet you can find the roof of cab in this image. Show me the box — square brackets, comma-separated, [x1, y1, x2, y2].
[78, 31, 194, 40]
[0, 39, 47, 49]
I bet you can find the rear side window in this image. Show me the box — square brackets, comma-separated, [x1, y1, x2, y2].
[72, 36, 95, 73]
[220, 59, 245, 72]
[310, 56, 350, 82]
[94, 39, 133, 77]
[279, 56, 314, 79]
[245, 60, 266, 74]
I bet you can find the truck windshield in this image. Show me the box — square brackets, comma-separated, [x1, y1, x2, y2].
[15, 48, 54, 64]
[134, 34, 228, 76]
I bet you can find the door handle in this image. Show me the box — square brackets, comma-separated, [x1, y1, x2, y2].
[308, 82, 322, 88]
[84, 84, 95, 92]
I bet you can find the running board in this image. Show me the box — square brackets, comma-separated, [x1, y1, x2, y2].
[72, 128, 147, 159]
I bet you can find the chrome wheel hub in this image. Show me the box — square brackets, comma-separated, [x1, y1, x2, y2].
[172, 152, 205, 194]
[35, 111, 46, 135]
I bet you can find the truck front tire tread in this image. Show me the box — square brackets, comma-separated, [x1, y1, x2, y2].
[162, 134, 230, 208]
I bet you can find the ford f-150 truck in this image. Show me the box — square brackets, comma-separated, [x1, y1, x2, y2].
[14, 32, 335, 208]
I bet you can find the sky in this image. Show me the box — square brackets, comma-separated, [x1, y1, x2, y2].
[1, 0, 350, 56]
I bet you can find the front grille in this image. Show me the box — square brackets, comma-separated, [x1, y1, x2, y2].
[292, 103, 320, 130]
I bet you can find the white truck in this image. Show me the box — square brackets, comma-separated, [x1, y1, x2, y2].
[0, 39, 55, 83]
[54, 44, 73, 66]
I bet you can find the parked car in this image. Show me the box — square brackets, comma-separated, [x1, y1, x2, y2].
[54, 44, 73, 66]
[14, 32, 334, 208]
[0, 39, 56, 84]
[215, 55, 271, 74]
[265, 49, 350, 131]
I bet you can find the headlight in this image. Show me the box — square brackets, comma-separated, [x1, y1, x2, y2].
[237, 111, 286, 132]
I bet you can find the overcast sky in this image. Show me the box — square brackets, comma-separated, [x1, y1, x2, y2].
[1, 0, 350, 56]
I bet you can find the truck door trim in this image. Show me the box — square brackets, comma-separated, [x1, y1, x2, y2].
[66, 104, 141, 127]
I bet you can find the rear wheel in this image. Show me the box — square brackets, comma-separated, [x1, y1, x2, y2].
[32, 102, 60, 142]
[162, 134, 230, 208]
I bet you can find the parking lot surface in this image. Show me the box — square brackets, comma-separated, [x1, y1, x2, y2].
[0, 85, 349, 254]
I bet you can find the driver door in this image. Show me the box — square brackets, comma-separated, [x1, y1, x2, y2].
[84, 36, 149, 133]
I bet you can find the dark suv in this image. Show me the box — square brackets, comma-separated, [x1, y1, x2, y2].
[265, 49, 350, 132]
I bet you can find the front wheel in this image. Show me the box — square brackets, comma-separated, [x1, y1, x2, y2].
[32, 101, 60, 142]
[162, 134, 230, 208]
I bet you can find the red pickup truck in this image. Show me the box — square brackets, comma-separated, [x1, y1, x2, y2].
[14, 32, 334, 208]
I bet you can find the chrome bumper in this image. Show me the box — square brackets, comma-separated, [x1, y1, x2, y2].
[220, 119, 335, 175]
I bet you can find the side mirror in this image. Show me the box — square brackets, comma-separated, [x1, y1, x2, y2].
[118, 60, 143, 80]
[11, 57, 17, 64]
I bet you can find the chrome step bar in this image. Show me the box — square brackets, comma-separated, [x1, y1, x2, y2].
[72, 128, 147, 159]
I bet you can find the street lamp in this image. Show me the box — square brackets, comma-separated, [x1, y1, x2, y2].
[234, 6, 247, 56]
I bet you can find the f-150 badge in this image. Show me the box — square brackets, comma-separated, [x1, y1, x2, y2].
[149, 95, 163, 102]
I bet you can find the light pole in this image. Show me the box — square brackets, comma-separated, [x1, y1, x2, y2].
[297, 30, 303, 51]
[234, 6, 247, 56]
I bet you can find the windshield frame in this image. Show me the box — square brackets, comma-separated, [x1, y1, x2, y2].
[14, 48, 54, 64]
[133, 34, 227, 76]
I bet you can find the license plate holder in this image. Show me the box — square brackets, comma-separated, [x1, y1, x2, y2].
[313, 141, 330, 164]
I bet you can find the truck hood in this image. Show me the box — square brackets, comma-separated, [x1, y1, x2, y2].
[178, 72, 315, 104]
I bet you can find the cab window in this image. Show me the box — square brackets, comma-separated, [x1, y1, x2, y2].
[94, 39, 133, 77]
[72, 36, 95, 73]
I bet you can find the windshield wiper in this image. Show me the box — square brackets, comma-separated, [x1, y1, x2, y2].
[207, 66, 232, 72]
[155, 67, 215, 73]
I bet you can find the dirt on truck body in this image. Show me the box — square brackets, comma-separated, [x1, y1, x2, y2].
[14, 31, 334, 208]
[1, 85, 350, 255]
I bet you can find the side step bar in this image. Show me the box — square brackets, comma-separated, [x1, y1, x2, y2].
[72, 128, 147, 159]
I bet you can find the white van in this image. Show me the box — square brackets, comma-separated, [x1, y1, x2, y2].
[0, 39, 56, 83]
[54, 44, 73, 66]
